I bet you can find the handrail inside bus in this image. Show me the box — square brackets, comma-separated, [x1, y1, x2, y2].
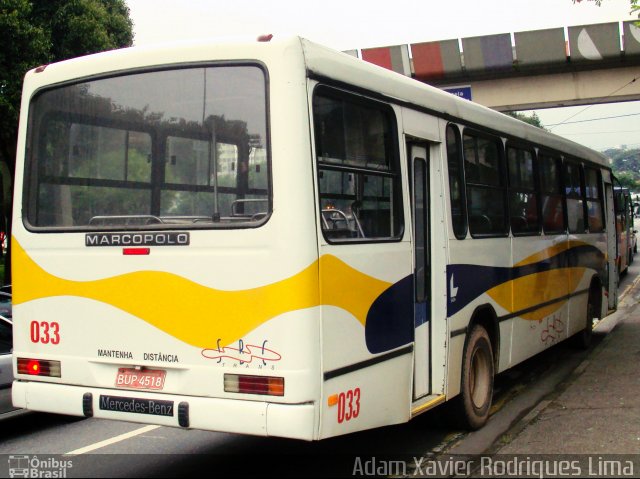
[231, 199, 269, 217]
[321, 208, 365, 239]
[89, 215, 165, 226]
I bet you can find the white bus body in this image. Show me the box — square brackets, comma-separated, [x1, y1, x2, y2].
[12, 37, 615, 440]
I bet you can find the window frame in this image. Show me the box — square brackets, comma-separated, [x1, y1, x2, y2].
[446, 123, 468, 240]
[538, 150, 567, 235]
[312, 85, 404, 245]
[506, 141, 542, 237]
[462, 128, 509, 239]
[23, 61, 272, 232]
[563, 158, 588, 234]
[583, 165, 605, 233]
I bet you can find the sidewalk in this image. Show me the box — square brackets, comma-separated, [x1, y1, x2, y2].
[492, 297, 640, 455]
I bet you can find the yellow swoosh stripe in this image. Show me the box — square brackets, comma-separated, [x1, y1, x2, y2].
[12, 239, 391, 348]
[486, 268, 585, 321]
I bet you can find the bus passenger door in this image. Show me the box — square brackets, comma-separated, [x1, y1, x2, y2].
[409, 142, 431, 399]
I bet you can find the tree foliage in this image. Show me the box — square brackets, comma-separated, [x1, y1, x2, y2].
[0, 0, 133, 281]
[0, 0, 134, 171]
[506, 111, 547, 130]
[605, 146, 640, 189]
[573, 0, 640, 18]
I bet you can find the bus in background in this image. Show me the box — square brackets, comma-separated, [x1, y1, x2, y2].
[11, 36, 617, 439]
[614, 185, 635, 280]
[0, 158, 15, 417]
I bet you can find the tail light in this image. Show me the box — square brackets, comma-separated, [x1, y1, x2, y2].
[224, 374, 284, 396]
[17, 358, 61, 377]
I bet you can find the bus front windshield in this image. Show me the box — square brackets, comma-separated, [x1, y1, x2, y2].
[25, 65, 270, 230]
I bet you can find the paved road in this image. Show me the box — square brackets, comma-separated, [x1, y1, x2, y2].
[0, 404, 455, 477]
[1, 266, 636, 478]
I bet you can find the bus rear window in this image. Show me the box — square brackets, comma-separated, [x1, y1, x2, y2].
[25, 65, 270, 230]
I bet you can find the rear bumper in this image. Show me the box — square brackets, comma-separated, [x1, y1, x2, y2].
[12, 380, 317, 440]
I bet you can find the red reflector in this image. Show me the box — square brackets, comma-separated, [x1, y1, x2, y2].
[239, 375, 268, 394]
[34, 64, 48, 73]
[224, 374, 284, 396]
[123, 248, 150, 255]
[257, 34, 273, 42]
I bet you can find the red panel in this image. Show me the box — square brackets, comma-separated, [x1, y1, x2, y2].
[411, 42, 444, 80]
[361, 47, 393, 70]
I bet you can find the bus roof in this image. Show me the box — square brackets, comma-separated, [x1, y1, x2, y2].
[298, 38, 610, 168]
[22, 35, 610, 169]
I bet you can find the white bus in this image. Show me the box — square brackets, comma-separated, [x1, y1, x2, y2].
[11, 36, 616, 440]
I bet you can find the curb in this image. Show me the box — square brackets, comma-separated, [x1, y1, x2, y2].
[487, 279, 640, 456]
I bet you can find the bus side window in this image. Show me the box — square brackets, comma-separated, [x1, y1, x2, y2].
[564, 161, 586, 234]
[462, 131, 507, 237]
[507, 145, 540, 236]
[446, 124, 467, 239]
[584, 167, 604, 232]
[313, 88, 402, 242]
[539, 153, 566, 234]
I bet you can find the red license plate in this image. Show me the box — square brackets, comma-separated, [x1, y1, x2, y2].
[115, 368, 166, 390]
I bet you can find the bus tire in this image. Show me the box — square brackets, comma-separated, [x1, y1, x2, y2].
[574, 285, 599, 349]
[457, 324, 494, 430]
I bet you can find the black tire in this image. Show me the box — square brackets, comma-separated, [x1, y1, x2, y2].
[457, 325, 494, 430]
[574, 285, 599, 349]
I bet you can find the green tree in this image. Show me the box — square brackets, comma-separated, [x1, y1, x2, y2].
[0, 0, 48, 174]
[615, 171, 638, 189]
[506, 111, 547, 130]
[605, 146, 640, 188]
[0, 0, 134, 172]
[0, 0, 134, 282]
[573, 0, 640, 18]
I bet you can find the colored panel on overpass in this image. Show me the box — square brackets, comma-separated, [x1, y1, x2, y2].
[568, 22, 620, 62]
[411, 39, 462, 80]
[514, 28, 567, 68]
[361, 45, 411, 75]
[462, 33, 513, 72]
[623, 21, 640, 56]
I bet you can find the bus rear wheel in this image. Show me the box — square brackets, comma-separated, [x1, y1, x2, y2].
[457, 324, 494, 430]
[574, 285, 599, 349]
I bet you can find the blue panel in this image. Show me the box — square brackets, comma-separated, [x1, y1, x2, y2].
[446, 244, 606, 317]
[365, 275, 414, 354]
[414, 301, 430, 328]
[443, 86, 472, 101]
[462, 33, 512, 72]
[481, 34, 513, 69]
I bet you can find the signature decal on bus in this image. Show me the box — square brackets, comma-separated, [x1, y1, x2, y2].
[201, 339, 281, 366]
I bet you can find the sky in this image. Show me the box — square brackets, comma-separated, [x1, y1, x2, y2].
[126, 0, 639, 152]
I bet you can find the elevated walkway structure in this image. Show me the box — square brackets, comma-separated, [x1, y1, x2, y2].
[346, 21, 640, 111]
